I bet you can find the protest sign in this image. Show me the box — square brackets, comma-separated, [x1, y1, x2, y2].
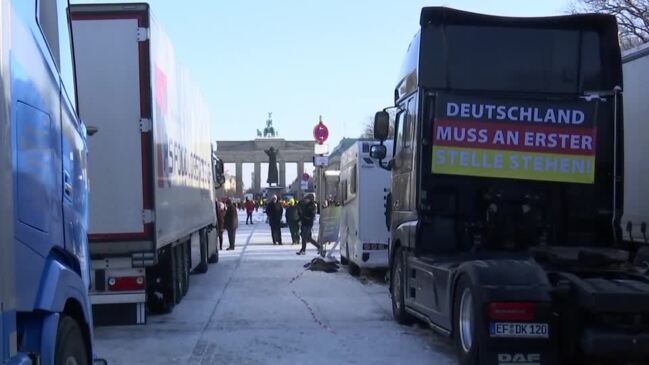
[431, 94, 597, 184]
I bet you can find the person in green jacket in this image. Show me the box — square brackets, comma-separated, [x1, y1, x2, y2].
[285, 199, 300, 245]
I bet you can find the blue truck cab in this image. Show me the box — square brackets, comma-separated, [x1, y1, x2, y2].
[1, 0, 99, 364]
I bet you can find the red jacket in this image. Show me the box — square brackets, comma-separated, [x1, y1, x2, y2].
[244, 200, 255, 214]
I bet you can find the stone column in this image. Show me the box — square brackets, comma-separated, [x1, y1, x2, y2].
[297, 161, 305, 196]
[254, 162, 261, 193]
[279, 161, 286, 188]
[235, 162, 243, 198]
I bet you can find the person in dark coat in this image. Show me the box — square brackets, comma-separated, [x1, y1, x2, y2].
[296, 194, 320, 255]
[224, 199, 238, 250]
[265, 195, 283, 245]
[285, 200, 300, 245]
[216, 200, 226, 250]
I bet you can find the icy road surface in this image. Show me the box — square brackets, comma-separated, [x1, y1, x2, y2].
[94, 212, 456, 364]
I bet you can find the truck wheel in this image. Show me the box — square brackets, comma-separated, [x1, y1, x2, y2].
[186, 242, 192, 289]
[454, 277, 481, 365]
[165, 246, 180, 311]
[208, 229, 219, 264]
[168, 247, 180, 308]
[55, 316, 89, 365]
[208, 245, 219, 264]
[173, 245, 183, 304]
[391, 247, 414, 325]
[148, 272, 175, 314]
[195, 230, 209, 274]
[147, 248, 177, 314]
[178, 243, 189, 298]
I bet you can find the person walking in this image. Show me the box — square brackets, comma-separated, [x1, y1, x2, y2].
[296, 194, 320, 255]
[224, 199, 238, 250]
[216, 200, 226, 250]
[265, 195, 284, 245]
[285, 199, 300, 245]
[244, 197, 255, 225]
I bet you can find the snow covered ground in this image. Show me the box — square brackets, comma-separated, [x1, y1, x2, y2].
[93, 212, 457, 364]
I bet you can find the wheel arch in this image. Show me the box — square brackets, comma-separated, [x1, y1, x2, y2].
[18, 253, 94, 364]
[34, 252, 92, 322]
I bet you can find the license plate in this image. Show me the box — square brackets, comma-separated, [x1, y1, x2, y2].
[489, 322, 549, 338]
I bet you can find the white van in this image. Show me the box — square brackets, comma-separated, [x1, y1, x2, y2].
[339, 140, 393, 275]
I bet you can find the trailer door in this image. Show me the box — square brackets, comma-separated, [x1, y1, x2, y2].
[73, 15, 151, 240]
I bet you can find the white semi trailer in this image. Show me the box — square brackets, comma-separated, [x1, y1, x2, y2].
[622, 43, 649, 245]
[71, 3, 218, 325]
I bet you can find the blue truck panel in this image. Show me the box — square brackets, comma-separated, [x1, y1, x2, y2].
[2, 0, 97, 363]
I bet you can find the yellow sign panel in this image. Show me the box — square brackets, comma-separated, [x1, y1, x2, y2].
[432, 146, 595, 184]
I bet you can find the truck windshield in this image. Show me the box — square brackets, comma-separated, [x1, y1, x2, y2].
[420, 26, 604, 94]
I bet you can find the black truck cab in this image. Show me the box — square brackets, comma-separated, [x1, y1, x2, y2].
[373, 7, 649, 365]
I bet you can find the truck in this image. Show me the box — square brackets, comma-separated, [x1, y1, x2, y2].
[621, 43, 649, 247]
[1, 0, 102, 363]
[371, 7, 649, 365]
[339, 140, 393, 275]
[71, 3, 219, 325]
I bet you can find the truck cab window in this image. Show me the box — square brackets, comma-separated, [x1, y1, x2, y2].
[57, 0, 76, 109]
[38, 0, 76, 110]
[396, 98, 415, 171]
[403, 100, 414, 150]
[395, 106, 406, 158]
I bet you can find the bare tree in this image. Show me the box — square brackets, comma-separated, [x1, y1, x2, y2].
[571, 0, 649, 49]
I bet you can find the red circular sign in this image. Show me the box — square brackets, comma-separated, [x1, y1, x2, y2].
[313, 120, 329, 144]
[302, 173, 310, 181]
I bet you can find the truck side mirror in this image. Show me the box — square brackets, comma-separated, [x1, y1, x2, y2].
[86, 125, 99, 137]
[374, 111, 390, 141]
[370, 144, 387, 160]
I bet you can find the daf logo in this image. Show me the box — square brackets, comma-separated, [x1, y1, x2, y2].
[498, 353, 540, 365]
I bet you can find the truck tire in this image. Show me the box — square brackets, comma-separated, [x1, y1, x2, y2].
[176, 244, 187, 300]
[207, 227, 219, 264]
[55, 316, 89, 365]
[147, 248, 177, 314]
[172, 244, 183, 304]
[208, 245, 219, 264]
[391, 247, 414, 325]
[195, 230, 209, 274]
[454, 277, 481, 365]
[182, 241, 190, 296]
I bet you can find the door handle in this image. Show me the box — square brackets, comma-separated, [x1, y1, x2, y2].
[64, 183, 73, 197]
[64, 171, 73, 197]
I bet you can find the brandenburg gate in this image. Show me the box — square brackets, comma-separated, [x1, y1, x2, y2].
[215, 114, 314, 197]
